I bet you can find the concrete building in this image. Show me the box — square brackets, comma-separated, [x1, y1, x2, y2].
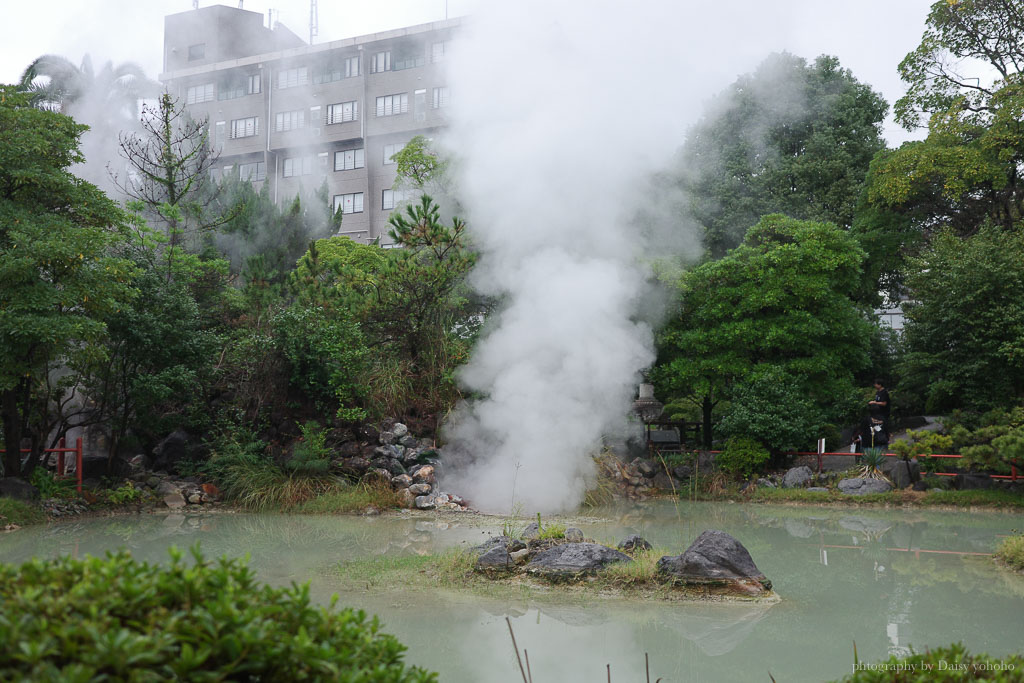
[161, 4, 457, 244]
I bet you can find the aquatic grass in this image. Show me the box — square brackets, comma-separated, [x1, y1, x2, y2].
[294, 482, 404, 514]
[339, 550, 477, 590]
[689, 484, 1024, 509]
[995, 533, 1024, 571]
[597, 547, 672, 589]
[0, 498, 45, 527]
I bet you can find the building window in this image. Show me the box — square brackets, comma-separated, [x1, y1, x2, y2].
[277, 67, 308, 89]
[218, 72, 261, 101]
[188, 43, 205, 61]
[382, 188, 413, 210]
[375, 93, 408, 117]
[248, 73, 261, 94]
[313, 55, 360, 84]
[383, 142, 403, 165]
[333, 192, 364, 214]
[431, 41, 450, 63]
[275, 109, 306, 132]
[432, 86, 449, 109]
[213, 120, 225, 148]
[392, 46, 426, 71]
[230, 116, 259, 139]
[334, 148, 365, 171]
[186, 83, 215, 104]
[413, 89, 427, 122]
[283, 156, 313, 177]
[370, 51, 390, 74]
[238, 161, 266, 182]
[326, 100, 359, 124]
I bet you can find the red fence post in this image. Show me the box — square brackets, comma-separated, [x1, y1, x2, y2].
[57, 437, 66, 476]
[75, 437, 83, 494]
[1013, 465, 1018, 483]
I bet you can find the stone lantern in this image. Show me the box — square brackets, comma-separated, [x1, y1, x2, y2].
[632, 383, 663, 424]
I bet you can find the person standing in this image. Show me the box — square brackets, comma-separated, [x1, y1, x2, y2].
[867, 379, 891, 445]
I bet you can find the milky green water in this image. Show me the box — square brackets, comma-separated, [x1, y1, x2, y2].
[1, 501, 1022, 682]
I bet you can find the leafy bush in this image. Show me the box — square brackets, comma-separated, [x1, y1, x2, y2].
[891, 429, 954, 473]
[203, 429, 343, 510]
[286, 420, 331, 476]
[718, 367, 826, 455]
[28, 468, 76, 499]
[947, 406, 1024, 474]
[105, 481, 143, 505]
[996, 534, 1024, 572]
[0, 547, 435, 681]
[835, 642, 1023, 682]
[716, 437, 770, 478]
[858, 447, 889, 480]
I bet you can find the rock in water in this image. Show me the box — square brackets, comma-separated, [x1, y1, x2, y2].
[521, 522, 541, 539]
[837, 477, 892, 495]
[527, 542, 631, 579]
[656, 530, 771, 597]
[617, 535, 653, 552]
[781, 466, 813, 489]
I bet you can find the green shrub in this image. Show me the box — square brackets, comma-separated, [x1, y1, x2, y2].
[0, 499, 44, 527]
[203, 430, 343, 511]
[716, 437, 770, 478]
[105, 481, 144, 505]
[996, 534, 1024, 572]
[835, 642, 1023, 681]
[0, 547, 435, 681]
[286, 420, 331, 476]
[948, 406, 1024, 474]
[28, 468, 76, 499]
[891, 429, 954, 473]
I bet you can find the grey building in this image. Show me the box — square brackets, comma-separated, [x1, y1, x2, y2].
[161, 4, 457, 244]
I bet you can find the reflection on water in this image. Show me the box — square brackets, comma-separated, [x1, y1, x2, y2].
[1, 502, 1022, 682]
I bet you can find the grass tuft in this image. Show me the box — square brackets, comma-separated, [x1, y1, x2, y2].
[0, 498, 45, 527]
[294, 482, 404, 514]
[995, 533, 1024, 571]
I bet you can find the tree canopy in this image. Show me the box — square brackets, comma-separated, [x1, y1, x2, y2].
[0, 87, 134, 476]
[655, 214, 875, 451]
[677, 53, 888, 257]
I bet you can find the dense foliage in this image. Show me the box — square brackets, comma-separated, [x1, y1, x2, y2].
[0, 548, 435, 681]
[655, 215, 875, 452]
[715, 437, 770, 478]
[677, 53, 887, 257]
[836, 643, 1024, 682]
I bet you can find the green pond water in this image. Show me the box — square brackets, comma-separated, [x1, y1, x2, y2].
[1, 501, 1022, 682]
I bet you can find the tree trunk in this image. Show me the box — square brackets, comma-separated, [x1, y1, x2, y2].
[702, 392, 714, 450]
[2, 388, 23, 478]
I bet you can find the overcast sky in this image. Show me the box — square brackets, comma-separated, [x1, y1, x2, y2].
[1, 0, 936, 144]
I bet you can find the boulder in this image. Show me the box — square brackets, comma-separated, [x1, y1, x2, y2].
[672, 464, 693, 480]
[522, 522, 541, 539]
[336, 441, 362, 458]
[890, 459, 921, 489]
[756, 478, 776, 489]
[392, 423, 409, 439]
[637, 459, 656, 476]
[837, 477, 892, 495]
[411, 465, 435, 485]
[617, 535, 652, 552]
[408, 482, 432, 496]
[398, 488, 416, 508]
[339, 457, 370, 475]
[564, 527, 585, 543]
[163, 492, 186, 510]
[414, 495, 435, 510]
[527, 542, 631, 578]
[391, 474, 413, 490]
[379, 430, 397, 445]
[151, 430, 191, 472]
[651, 472, 675, 490]
[383, 459, 406, 477]
[0, 478, 39, 501]
[155, 480, 179, 497]
[782, 466, 813, 489]
[656, 530, 771, 596]
[476, 546, 513, 570]
[399, 435, 419, 449]
[473, 535, 526, 555]
[954, 473, 993, 490]
[357, 424, 379, 444]
[510, 549, 531, 564]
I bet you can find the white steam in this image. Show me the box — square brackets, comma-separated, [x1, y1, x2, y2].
[439, 1, 735, 514]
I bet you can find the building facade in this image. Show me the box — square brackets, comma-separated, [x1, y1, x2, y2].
[161, 5, 457, 244]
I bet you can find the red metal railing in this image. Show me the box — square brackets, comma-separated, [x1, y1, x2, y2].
[0, 437, 83, 493]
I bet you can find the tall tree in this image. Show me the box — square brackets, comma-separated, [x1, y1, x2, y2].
[899, 227, 1024, 414]
[677, 53, 888, 257]
[0, 86, 134, 477]
[655, 215, 875, 451]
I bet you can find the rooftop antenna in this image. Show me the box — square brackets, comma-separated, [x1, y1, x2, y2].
[192, 0, 198, 9]
[238, 0, 243, 8]
[267, 8, 278, 28]
[309, 0, 319, 44]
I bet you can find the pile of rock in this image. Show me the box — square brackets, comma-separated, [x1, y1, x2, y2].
[124, 457, 221, 509]
[40, 498, 89, 518]
[334, 421, 468, 511]
[602, 456, 699, 500]
[473, 526, 774, 599]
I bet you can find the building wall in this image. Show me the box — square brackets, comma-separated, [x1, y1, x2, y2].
[162, 6, 458, 244]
